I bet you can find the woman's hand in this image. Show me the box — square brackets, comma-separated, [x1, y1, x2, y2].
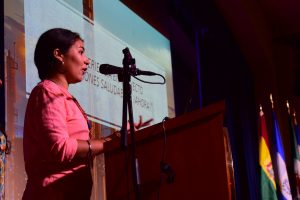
[108, 116, 154, 139]
[127, 115, 154, 131]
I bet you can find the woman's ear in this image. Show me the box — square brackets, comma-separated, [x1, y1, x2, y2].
[53, 48, 64, 64]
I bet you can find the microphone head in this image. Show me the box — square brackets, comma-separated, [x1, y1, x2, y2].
[99, 64, 122, 75]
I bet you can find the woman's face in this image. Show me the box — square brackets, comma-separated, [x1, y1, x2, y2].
[62, 39, 89, 84]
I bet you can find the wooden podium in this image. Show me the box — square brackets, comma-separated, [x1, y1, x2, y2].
[103, 101, 233, 200]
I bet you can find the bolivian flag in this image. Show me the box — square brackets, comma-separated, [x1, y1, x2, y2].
[259, 108, 278, 199]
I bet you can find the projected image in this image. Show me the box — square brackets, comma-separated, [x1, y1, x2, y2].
[24, 0, 174, 130]
[4, 0, 174, 199]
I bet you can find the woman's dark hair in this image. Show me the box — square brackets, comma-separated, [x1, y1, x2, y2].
[34, 28, 82, 80]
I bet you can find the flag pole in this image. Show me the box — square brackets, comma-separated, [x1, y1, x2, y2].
[270, 93, 274, 109]
[286, 100, 291, 115]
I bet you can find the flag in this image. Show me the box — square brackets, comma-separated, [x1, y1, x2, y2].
[292, 115, 300, 197]
[293, 113, 300, 167]
[259, 108, 278, 200]
[287, 109, 300, 199]
[271, 111, 292, 200]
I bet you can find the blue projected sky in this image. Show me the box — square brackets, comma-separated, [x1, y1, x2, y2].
[63, 0, 171, 70]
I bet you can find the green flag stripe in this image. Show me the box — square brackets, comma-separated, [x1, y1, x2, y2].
[261, 168, 278, 200]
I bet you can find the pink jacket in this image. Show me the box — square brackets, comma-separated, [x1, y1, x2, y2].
[23, 80, 90, 187]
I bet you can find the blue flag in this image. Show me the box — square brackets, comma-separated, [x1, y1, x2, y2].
[289, 113, 300, 198]
[272, 111, 292, 200]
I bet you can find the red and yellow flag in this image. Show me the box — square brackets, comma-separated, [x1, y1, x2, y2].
[259, 108, 278, 199]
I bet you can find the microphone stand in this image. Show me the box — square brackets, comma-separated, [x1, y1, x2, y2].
[120, 47, 141, 200]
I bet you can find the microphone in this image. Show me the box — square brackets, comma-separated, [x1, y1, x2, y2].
[99, 64, 123, 75]
[99, 64, 157, 76]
